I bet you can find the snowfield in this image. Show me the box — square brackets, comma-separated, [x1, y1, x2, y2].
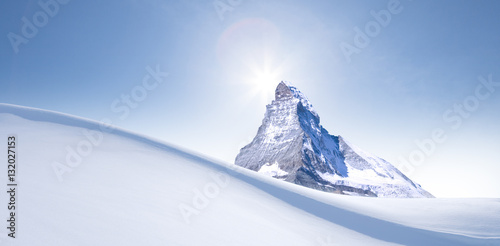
[0, 103, 499, 246]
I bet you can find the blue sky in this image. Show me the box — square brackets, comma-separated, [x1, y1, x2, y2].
[1, 0, 500, 197]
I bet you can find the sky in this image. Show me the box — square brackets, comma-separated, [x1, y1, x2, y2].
[1, 0, 499, 198]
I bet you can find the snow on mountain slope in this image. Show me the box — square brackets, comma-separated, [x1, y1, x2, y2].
[0, 103, 499, 246]
[235, 82, 433, 198]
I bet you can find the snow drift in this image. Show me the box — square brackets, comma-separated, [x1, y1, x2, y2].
[0, 103, 499, 246]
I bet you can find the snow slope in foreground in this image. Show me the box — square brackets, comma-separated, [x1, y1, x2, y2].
[0, 103, 499, 246]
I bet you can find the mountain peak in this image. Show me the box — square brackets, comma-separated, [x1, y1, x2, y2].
[274, 81, 319, 119]
[275, 81, 293, 100]
[236, 81, 433, 198]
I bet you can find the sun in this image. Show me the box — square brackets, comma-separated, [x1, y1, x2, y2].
[243, 50, 287, 104]
[216, 18, 289, 105]
[255, 69, 280, 95]
[247, 65, 282, 104]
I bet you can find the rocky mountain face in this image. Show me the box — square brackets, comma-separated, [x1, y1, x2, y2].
[235, 82, 433, 198]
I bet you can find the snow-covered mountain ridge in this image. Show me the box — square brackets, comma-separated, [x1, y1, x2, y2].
[236, 82, 433, 198]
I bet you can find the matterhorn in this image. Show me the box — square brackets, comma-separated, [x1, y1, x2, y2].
[235, 81, 433, 198]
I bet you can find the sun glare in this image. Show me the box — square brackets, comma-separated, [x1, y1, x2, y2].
[247, 64, 282, 104]
[216, 18, 288, 105]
